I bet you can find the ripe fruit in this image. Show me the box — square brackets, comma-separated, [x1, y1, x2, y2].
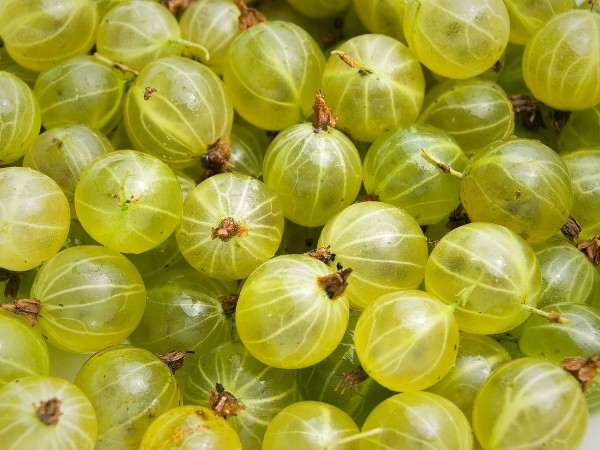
[0, 375, 97, 450]
[235, 254, 350, 369]
[523, 9, 600, 110]
[425, 222, 542, 334]
[0, 167, 70, 271]
[354, 290, 459, 392]
[404, 0, 510, 79]
[473, 358, 588, 450]
[223, 21, 325, 131]
[140, 405, 242, 450]
[74, 345, 180, 450]
[321, 33, 425, 142]
[75, 150, 183, 254]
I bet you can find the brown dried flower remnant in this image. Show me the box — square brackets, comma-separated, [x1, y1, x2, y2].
[304, 246, 336, 264]
[0, 268, 26, 298]
[312, 90, 336, 132]
[143, 86, 157, 100]
[235, 0, 265, 31]
[218, 294, 239, 317]
[35, 398, 63, 426]
[353, 194, 380, 203]
[427, 238, 439, 249]
[161, 0, 192, 14]
[511, 94, 541, 116]
[447, 203, 471, 230]
[561, 216, 582, 242]
[320, 30, 343, 47]
[0, 298, 41, 326]
[155, 350, 190, 374]
[548, 108, 570, 136]
[510, 94, 544, 131]
[209, 383, 243, 418]
[578, 235, 600, 266]
[211, 217, 248, 242]
[560, 352, 600, 392]
[318, 267, 352, 300]
[201, 140, 233, 180]
[334, 365, 369, 395]
[52, 138, 64, 149]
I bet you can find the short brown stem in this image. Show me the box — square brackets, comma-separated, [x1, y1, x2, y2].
[522, 304, 570, 324]
[331, 50, 373, 76]
[93, 52, 139, 77]
[421, 149, 465, 179]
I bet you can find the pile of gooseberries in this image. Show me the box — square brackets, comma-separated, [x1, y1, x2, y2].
[1, 1, 599, 449]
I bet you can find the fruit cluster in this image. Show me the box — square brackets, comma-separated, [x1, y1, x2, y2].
[1, 0, 599, 449]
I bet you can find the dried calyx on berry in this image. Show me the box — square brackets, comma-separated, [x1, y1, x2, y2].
[161, 0, 193, 15]
[561, 216, 582, 242]
[304, 246, 336, 264]
[218, 294, 239, 317]
[201, 139, 234, 180]
[211, 216, 248, 242]
[235, 0, 265, 31]
[578, 235, 600, 266]
[312, 90, 336, 132]
[209, 382, 243, 418]
[35, 398, 63, 426]
[318, 266, 352, 300]
[561, 352, 600, 392]
[334, 365, 369, 395]
[155, 350, 192, 374]
[0, 298, 41, 326]
[0, 268, 26, 298]
[447, 203, 471, 230]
